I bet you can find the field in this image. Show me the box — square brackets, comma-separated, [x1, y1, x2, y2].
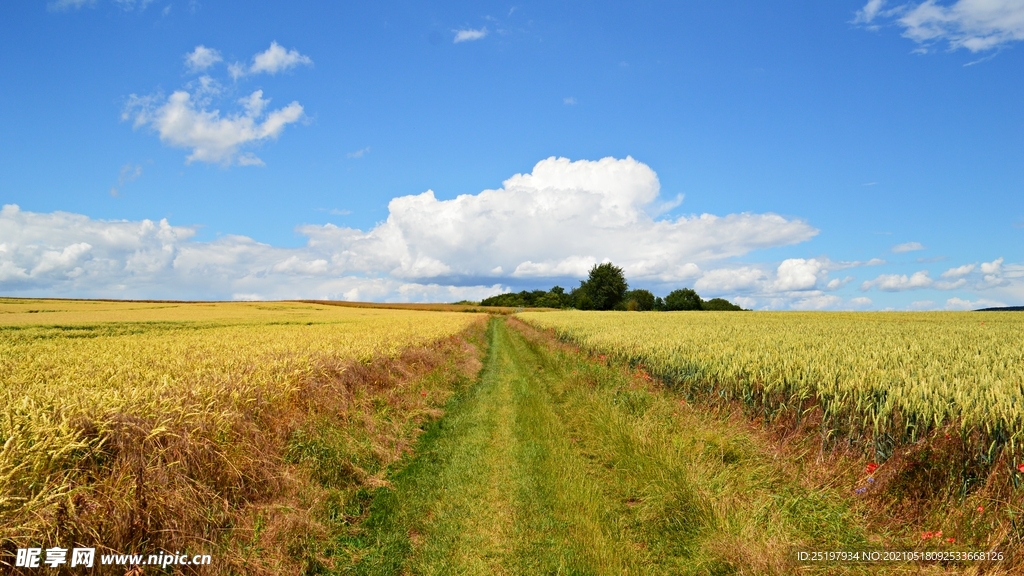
[3, 301, 1023, 573]
[519, 311, 1024, 561]
[0, 298, 485, 572]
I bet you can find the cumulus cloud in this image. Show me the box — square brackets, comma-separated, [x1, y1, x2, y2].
[0, 204, 502, 301]
[185, 45, 223, 73]
[454, 28, 488, 43]
[859, 257, 1013, 294]
[941, 263, 975, 278]
[123, 89, 303, 166]
[248, 42, 313, 75]
[856, 0, 1024, 52]
[892, 241, 924, 253]
[0, 157, 823, 301]
[774, 258, 826, 291]
[125, 44, 310, 165]
[297, 157, 817, 283]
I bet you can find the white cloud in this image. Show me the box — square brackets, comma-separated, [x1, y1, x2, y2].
[854, 0, 887, 24]
[850, 296, 873, 306]
[298, 157, 817, 282]
[347, 147, 370, 158]
[0, 204, 502, 302]
[249, 41, 313, 75]
[791, 292, 843, 310]
[564, 97, 577, 105]
[774, 258, 825, 291]
[454, 27, 488, 43]
[0, 157, 820, 300]
[857, 0, 1024, 52]
[185, 45, 223, 73]
[861, 270, 933, 291]
[978, 256, 1008, 288]
[48, 0, 94, 10]
[941, 263, 975, 278]
[513, 256, 601, 278]
[123, 89, 304, 166]
[945, 296, 1006, 310]
[695, 267, 767, 293]
[980, 256, 1003, 275]
[892, 241, 925, 253]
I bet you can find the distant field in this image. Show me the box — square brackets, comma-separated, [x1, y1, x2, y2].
[0, 297, 549, 321]
[0, 298, 484, 570]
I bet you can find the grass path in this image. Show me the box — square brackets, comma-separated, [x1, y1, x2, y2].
[340, 318, 908, 575]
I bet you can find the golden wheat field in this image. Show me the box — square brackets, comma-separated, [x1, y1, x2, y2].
[0, 298, 481, 553]
[518, 311, 1024, 463]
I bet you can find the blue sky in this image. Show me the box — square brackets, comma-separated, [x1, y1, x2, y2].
[1, 0, 1021, 309]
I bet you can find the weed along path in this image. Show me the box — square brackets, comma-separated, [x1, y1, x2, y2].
[342, 318, 885, 575]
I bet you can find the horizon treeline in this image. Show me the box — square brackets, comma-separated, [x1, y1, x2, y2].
[469, 263, 745, 311]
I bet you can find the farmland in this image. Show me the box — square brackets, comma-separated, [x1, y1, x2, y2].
[2, 301, 1023, 573]
[517, 311, 1024, 459]
[519, 310, 1024, 563]
[0, 299, 485, 572]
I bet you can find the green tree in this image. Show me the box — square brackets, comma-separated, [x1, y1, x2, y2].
[580, 263, 628, 310]
[702, 297, 744, 311]
[664, 288, 702, 311]
[624, 289, 655, 311]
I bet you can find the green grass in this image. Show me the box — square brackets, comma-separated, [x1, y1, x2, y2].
[325, 318, 906, 575]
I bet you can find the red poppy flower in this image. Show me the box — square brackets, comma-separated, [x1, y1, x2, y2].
[921, 531, 932, 540]
[977, 505, 984, 512]
[947, 537, 955, 544]
[1017, 463, 1024, 473]
[865, 463, 879, 475]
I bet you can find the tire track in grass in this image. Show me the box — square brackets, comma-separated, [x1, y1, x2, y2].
[348, 318, 650, 574]
[347, 318, 891, 575]
[349, 318, 518, 575]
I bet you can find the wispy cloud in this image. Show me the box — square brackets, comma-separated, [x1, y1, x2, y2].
[47, 0, 94, 11]
[454, 27, 488, 43]
[855, 0, 1024, 53]
[347, 147, 370, 158]
[892, 241, 924, 253]
[109, 164, 142, 197]
[563, 97, 577, 105]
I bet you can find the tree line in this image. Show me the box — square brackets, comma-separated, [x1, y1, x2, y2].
[475, 263, 745, 311]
